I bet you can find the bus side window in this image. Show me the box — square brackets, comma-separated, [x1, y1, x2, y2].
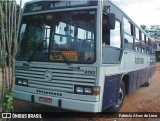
[110, 21, 121, 48]
[123, 18, 134, 50]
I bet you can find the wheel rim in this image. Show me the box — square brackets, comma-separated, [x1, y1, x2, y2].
[115, 87, 124, 107]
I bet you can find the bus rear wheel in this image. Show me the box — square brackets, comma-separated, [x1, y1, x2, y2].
[143, 76, 151, 87]
[108, 81, 125, 112]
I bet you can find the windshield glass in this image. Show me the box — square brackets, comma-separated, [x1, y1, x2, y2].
[16, 10, 96, 64]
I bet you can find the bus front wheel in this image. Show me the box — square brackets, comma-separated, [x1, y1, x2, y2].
[108, 81, 125, 112]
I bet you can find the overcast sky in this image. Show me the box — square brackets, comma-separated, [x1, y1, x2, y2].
[112, 0, 160, 26]
[16, 0, 160, 27]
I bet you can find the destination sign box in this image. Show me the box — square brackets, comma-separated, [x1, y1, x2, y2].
[24, 0, 97, 13]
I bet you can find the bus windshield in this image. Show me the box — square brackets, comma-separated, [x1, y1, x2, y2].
[16, 10, 96, 64]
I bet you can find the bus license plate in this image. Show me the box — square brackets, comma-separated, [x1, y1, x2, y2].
[39, 97, 52, 103]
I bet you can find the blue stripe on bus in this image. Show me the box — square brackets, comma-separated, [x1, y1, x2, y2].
[102, 74, 121, 111]
[102, 66, 156, 111]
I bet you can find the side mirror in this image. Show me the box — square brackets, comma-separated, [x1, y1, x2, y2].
[108, 13, 116, 30]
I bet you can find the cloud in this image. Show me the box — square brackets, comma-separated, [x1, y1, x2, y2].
[112, 0, 151, 7]
[112, 0, 160, 26]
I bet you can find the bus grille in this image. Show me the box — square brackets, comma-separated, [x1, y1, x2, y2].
[15, 63, 96, 93]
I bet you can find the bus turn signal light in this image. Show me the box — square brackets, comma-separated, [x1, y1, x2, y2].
[93, 87, 100, 96]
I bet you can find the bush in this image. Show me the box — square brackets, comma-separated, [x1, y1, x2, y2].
[2, 92, 14, 112]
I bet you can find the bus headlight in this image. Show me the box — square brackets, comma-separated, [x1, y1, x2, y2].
[84, 87, 92, 94]
[74, 85, 99, 95]
[75, 87, 83, 93]
[17, 79, 23, 85]
[22, 80, 28, 85]
[16, 78, 28, 86]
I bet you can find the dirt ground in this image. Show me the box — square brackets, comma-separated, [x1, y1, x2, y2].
[1, 64, 160, 121]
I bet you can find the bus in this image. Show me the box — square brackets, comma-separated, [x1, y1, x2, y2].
[13, 0, 156, 112]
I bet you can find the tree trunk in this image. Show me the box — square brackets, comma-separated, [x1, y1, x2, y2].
[0, 0, 22, 113]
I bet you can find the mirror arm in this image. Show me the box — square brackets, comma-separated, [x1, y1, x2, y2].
[104, 5, 110, 14]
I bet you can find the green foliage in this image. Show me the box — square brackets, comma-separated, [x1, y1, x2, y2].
[2, 91, 14, 112]
[0, 61, 6, 69]
[150, 25, 160, 39]
[140, 25, 149, 34]
[141, 25, 160, 39]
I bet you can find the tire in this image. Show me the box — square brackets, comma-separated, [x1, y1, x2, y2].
[143, 76, 151, 87]
[107, 81, 125, 112]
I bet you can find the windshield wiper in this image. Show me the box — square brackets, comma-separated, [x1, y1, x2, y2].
[27, 40, 45, 62]
[59, 51, 71, 65]
[53, 41, 71, 65]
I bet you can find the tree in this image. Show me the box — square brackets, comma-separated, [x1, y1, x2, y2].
[140, 25, 149, 34]
[141, 25, 160, 39]
[149, 25, 160, 39]
[0, 0, 22, 113]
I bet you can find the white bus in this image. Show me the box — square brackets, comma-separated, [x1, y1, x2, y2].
[13, 0, 156, 112]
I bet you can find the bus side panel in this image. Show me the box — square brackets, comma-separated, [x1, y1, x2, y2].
[129, 67, 150, 93]
[128, 71, 134, 93]
[141, 69, 145, 85]
[102, 74, 121, 111]
[136, 70, 142, 88]
[128, 73, 134, 92]
[129, 66, 153, 93]
[132, 71, 138, 91]
[128, 70, 139, 93]
[142, 67, 150, 85]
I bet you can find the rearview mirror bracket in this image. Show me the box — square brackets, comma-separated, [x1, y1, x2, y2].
[103, 6, 116, 30]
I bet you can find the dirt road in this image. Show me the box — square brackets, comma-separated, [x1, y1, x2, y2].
[1, 64, 160, 121]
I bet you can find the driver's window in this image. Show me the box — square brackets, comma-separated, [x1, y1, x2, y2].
[102, 14, 122, 64]
[102, 18, 121, 48]
[110, 21, 121, 48]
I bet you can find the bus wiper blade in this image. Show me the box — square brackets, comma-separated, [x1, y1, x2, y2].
[53, 40, 71, 65]
[27, 40, 45, 62]
[59, 52, 71, 65]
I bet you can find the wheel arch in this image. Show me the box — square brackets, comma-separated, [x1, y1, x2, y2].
[120, 73, 130, 95]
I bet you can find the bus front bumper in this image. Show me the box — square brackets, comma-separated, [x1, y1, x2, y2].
[13, 89, 99, 112]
